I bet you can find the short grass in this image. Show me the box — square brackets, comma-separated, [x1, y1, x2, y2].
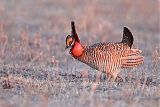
[0, 0, 159, 107]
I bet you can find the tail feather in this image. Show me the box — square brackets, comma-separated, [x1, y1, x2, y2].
[121, 49, 144, 68]
[127, 49, 142, 56]
[121, 55, 143, 61]
[122, 61, 143, 68]
[121, 27, 134, 48]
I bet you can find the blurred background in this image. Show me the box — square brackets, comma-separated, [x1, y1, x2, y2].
[0, 0, 159, 65]
[0, 0, 159, 107]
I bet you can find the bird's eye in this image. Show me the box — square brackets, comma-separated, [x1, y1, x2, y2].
[67, 38, 73, 46]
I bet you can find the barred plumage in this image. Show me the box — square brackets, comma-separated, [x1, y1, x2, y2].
[66, 21, 144, 80]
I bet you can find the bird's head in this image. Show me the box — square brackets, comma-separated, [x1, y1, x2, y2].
[65, 35, 75, 49]
[65, 21, 83, 57]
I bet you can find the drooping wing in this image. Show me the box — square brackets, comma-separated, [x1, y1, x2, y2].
[89, 42, 130, 53]
[77, 43, 126, 72]
[85, 45, 123, 79]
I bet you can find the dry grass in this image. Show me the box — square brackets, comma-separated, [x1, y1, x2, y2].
[0, 0, 159, 107]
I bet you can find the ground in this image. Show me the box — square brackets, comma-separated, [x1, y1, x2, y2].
[0, 0, 160, 107]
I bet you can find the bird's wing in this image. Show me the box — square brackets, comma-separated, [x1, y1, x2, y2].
[89, 42, 130, 53]
[85, 45, 123, 78]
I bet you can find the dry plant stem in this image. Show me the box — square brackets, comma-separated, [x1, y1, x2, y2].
[52, 56, 60, 79]
[89, 71, 101, 99]
[107, 75, 113, 87]
[39, 93, 49, 107]
[1, 42, 7, 57]
[141, 75, 147, 93]
[82, 77, 89, 90]
[55, 61, 60, 79]
[152, 48, 159, 78]
[21, 92, 31, 107]
[28, 51, 44, 67]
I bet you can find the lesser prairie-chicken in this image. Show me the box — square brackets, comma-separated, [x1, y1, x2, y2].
[65, 21, 143, 81]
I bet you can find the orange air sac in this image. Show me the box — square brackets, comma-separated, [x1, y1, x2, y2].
[71, 42, 84, 57]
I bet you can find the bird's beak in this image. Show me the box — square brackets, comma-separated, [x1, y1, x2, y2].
[65, 46, 69, 49]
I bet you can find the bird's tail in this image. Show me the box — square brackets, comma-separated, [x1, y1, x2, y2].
[121, 27, 134, 48]
[121, 49, 144, 68]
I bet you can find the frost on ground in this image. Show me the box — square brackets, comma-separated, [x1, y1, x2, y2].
[0, 0, 160, 107]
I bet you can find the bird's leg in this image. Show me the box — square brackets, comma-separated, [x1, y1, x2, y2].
[107, 74, 113, 88]
[107, 73, 111, 81]
[96, 71, 102, 83]
[90, 72, 101, 93]
[111, 72, 121, 88]
[108, 72, 119, 88]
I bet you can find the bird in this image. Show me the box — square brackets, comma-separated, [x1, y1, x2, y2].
[65, 21, 144, 81]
